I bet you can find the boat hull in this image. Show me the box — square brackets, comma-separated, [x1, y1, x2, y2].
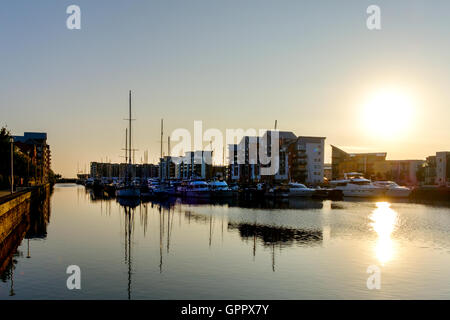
[186, 191, 210, 199]
[384, 189, 411, 198]
[116, 188, 141, 198]
[341, 188, 384, 198]
[287, 190, 314, 197]
[153, 190, 169, 198]
[210, 190, 234, 198]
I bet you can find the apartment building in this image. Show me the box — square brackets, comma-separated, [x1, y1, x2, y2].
[436, 152, 450, 186]
[229, 131, 326, 185]
[331, 145, 387, 180]
[14, 132, 51, 184]
[174, 151, 213, 180]
[286, 136, 325, 185]
[90, 162, 159, 179]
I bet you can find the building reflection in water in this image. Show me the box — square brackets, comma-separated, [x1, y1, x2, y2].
[228, 222, 323, 272]
[369, 202, 398, 265]
[0, 187, 52, 295]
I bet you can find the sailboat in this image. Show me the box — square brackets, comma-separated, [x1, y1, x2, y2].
[116, 90, 141, 198]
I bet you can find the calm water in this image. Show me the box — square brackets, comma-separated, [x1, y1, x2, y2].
[1, 184, 450, 299]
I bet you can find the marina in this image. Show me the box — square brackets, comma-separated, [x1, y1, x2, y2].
[77, 172, 449, 204]
[1, 1, 450, 306]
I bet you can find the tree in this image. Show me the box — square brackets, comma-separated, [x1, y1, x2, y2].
[0, 126, 37, 188]
[48, 170, 62, 185]
[416, 165, 425, 184]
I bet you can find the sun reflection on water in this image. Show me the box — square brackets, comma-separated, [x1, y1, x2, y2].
[369, 202, 398, 265]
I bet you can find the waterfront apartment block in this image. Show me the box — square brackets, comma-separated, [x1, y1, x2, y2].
[423, 155, 437, 185]
[331, 145, 425, 186]
[159, 151, 213, 181]
[286, 136, 325, 185]
[90, 162, 159, 180]
[176, 151, 213, 180]
[331, 145, 387, 180]
[436, 152, 450, 186]
[229, 135, 263, 183]
[422, 152, 450, 186]
[229, 131, 325, 185]
[13, 132, 51, 185]
[159, 156, 178, 181]
[382, 160, 425, 185]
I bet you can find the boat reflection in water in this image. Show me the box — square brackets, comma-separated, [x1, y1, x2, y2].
[138, 196, 324, 211]
[369, 202, 398, 265]
[117, 197, 141, 209]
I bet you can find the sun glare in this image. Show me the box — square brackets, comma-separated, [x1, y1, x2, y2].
[370, 202, 398, 265]
[362, 89, 415, 139]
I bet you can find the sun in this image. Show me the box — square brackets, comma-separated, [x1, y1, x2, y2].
[361, 88, 415, 139]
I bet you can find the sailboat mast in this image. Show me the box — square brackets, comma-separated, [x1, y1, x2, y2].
[167, 136, 171, 182]
[160, 118, 163, 159]
[125, 128, 128, 164]
[129, 90, 132, 166]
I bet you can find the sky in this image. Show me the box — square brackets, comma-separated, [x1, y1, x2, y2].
[1, 0, 449, 177]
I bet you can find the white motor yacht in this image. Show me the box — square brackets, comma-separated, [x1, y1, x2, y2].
[286, 182, 315, 197]
[330, 173, 384, 198]
[373, 181, 411, 198]
[267, 182, 315, 198]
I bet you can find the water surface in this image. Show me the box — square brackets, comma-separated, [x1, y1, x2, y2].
[1, 184, 449, 299]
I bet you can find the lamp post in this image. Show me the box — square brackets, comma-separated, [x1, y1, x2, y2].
[27, 239, 31, 258]
[27, 150, 30, 186]
[10, 137, 14, 194]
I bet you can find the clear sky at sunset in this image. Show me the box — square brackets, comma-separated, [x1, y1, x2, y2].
[1, 0, 449, 177]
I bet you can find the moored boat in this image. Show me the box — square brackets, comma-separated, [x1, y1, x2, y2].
[330, 173, 384, 198]
[286, 182, 315, 197]
[209, 180, 233, 198]
[116, 185, 141, 198]
[186, 180, 210, 198]
[373, 181, 412, 198]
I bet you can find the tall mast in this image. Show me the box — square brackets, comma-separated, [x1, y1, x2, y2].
[160, 118, 163, 159]
[168, 136, 170, 157]
[129, 90, 132, 165]
[125, 128, 128, 164]
[167, 136, 171, 182]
